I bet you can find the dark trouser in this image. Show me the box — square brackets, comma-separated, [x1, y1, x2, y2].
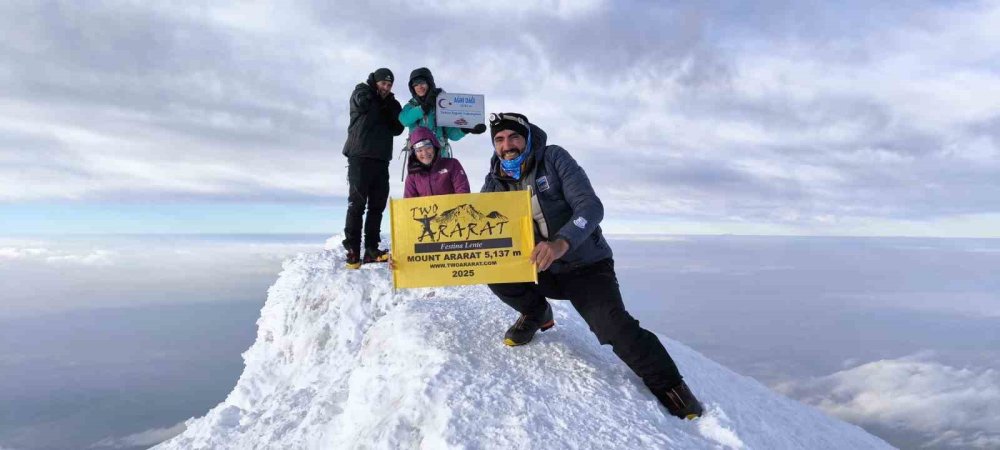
[344, 157, 389, 251]
[488, 259, 683, 391]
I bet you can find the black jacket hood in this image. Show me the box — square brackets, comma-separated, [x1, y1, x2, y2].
[408, 67, 437, 99]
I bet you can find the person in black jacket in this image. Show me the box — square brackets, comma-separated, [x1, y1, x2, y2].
[341, 68, 404, 268]
[481, 112, 704, 420]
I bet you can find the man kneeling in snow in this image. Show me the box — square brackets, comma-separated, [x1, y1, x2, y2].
[480, 113, 703, 420]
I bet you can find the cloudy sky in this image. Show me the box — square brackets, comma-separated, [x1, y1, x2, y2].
[2, 0, 999, 236]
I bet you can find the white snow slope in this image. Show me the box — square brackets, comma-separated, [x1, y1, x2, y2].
[157, 239, 893, 450]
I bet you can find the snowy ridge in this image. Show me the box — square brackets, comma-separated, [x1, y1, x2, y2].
[157, 238, 892, 449]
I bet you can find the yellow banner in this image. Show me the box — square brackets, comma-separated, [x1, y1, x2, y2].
[389, 191, 537, 289]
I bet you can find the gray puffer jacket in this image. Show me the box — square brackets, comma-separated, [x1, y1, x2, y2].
[481, 123, 612, 274]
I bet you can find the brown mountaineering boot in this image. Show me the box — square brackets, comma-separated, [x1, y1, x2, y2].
[503, 303, 555, 346]
[654, 381, 704, 420]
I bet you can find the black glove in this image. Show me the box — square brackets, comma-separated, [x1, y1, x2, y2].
[460, 124, 487, 134]
[419, 88, 443, 114]
[422, 88, 442, 108]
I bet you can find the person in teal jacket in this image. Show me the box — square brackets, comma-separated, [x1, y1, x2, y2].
[399, 67, 486, 158]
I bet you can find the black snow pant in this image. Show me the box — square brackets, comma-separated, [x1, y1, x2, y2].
[344, 157, 390, 252]
[487, 258, 683, 391]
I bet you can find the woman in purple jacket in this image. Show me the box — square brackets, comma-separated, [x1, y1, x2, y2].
[403, 126, 471, 198]
[390, 127, 470, 270]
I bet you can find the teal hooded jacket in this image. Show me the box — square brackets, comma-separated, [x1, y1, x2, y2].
[399, 67, 467, 146]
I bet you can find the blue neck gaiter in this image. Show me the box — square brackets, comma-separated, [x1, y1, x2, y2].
[500, 130, 533, 180]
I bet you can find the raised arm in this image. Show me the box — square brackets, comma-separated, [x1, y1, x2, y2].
[351, 86, 373, 114]
[399, 101, 424, 129]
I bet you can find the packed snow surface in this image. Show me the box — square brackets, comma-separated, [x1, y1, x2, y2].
[157, 239, 892, 449]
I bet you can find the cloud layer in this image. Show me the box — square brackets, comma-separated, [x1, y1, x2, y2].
[778, 354, 1000, 449]
[0, 236, 319, 318]
[0, 245, 114, 265]
[2, 1, 999, 234]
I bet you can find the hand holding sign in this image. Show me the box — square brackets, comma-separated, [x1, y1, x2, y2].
[460, 124, 487, 135]
[530, 239, 570, 272]
[420, 88, 440, 114]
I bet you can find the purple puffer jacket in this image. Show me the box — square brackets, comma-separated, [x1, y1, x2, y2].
[404, 126, 470, 197]
[403, 154, 471, 198]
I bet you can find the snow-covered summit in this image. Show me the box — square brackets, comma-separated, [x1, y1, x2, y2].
[157, 237, 892, 449]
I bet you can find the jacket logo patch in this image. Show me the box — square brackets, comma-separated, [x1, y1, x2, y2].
[536, 176, 550, 192]
[573, 216, 587, 229]
[438, 169, 449, 174]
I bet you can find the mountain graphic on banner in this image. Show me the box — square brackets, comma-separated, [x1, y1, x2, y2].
[433, 204, 508, 230]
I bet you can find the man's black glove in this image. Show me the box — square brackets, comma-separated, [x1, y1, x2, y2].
[460, 124, 487, 134]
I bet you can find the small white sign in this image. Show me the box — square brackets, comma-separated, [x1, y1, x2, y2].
[436, 93, 485, 128]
